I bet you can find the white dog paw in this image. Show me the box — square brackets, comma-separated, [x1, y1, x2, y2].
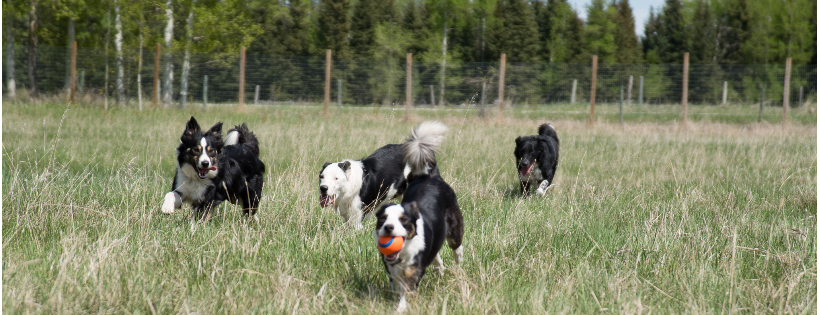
[535, 181, 550, 196]
[161, 192, 181, 214]
[396, 296, 408, 313]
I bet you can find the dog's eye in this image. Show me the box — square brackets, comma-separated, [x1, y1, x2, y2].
[399, 217, 409, 224]
[319, 175, 324, 179]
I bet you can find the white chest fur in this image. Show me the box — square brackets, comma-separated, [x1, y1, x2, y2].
[175, 164, 215, 203]
[519, 165, 543, 185]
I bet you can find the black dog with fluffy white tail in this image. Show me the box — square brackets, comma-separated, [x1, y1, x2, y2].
[161, 117, 265, 220]
[318, 130, 443, 229]
[373, 121, 464, 312]
[514, 123, 560, 196]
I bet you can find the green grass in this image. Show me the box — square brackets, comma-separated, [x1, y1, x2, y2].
[3, 100, 816, 313]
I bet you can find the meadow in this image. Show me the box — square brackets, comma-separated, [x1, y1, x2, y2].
[2, 100, 816, 313]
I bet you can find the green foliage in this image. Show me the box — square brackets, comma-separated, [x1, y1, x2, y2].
[545, 0, 585, 63]
[317, 0, 351, 58]
[611, 0, 642, 63]
[584, 0, 617, 63]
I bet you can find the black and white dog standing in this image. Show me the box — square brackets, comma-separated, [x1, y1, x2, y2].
[514, 123, 560, 196]
[318, 134, 442, 229]
[373, 121, 464, 312]
[161, 117, 265, 220]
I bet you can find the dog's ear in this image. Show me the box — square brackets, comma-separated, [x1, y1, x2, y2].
[207, 122, 223, 138]
[407, 201, 420, 216]
[515, 136, 523, 146]
[339, 161, 351, 171]
[185, 117, 201, 135]
[322, 162, 331, 170]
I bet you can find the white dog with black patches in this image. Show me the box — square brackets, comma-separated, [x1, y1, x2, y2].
[373, 121, 464, 312]
[319, 138, 424, 229]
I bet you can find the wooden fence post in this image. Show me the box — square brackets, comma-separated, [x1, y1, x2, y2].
[337, 79, 342, 114]
[203, 75, 208, 108]
[238, 47, 246, 111]
[498, 53, 506, 118]
[722, 81, 728, 104]
[619, 85, 624, 124]
[570, 79, 577, 104]
[682, 52, 689, 123]
[627, 75, 633, 105]
[254, 85, 260, 104]
[324, 49, 332, 116]
[69, 41, 77, 103]
[480, 81, 486, 118]
[153, 43, 160, 108]
[406, 53, 412, 120]
[782, 57, 791, 125]
[759, 86, 765, 123]
[639, 76, 644, 105]
[590, 55, 598, 126]
[430, 85, 435, 106]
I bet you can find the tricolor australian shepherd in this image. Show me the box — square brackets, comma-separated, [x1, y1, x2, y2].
[373, 121, 464, 312]
[318, 133, 440, 229]
[514, 123, 559, 196]
[161, 117, 265, 220]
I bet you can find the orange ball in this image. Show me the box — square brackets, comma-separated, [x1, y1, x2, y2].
[377, 236, 405, 256]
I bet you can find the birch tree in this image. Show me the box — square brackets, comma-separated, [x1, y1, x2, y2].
[162, 0, 174, 107]
[180, 0, 195, 108]
[28, 0, 38, 96]
[115, 0, 124, 106]
[4, 4, 16, 98]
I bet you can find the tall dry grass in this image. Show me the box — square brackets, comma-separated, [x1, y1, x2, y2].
[3, 101, 816, 313]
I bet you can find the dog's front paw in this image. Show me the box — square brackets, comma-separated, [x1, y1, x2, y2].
[535, 180, 550, 196]
[161, 192, 181, 214]
[396, 296, 408, 313]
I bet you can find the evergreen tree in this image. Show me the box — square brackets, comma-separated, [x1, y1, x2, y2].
[809, 1, 817, 65]
[641, 8, 662, 63]
[546, 0, 585, 63]
[317, 0, 351, 58]
[504, 0, 540, 62]
[249, 0, 310, 56]
[350, 0, 381, 58]
[402, 2, 429, 56]
[611, 0, 642, 63]
[532, 0, 549, 61]
[716, 0, 751, 64]
[689, 0, 714, 64]
[657, 0, 687, 64]
[584, 0, 617, 63]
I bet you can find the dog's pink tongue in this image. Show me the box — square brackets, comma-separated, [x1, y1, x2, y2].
[521, 164, 534, 176]
[209, 166, 217, 171]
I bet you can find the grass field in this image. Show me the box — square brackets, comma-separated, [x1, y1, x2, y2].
[3, 100, 816, 313]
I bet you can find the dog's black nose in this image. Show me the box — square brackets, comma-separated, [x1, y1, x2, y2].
[319, 185, 328, 193]
[383, 224, 394, 233]
[201, 160, 210, 168]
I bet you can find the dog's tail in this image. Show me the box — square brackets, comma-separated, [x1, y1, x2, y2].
[538, 123, 559, 144]
[225, 123, 260, 157]
[403, 121, 448, 176]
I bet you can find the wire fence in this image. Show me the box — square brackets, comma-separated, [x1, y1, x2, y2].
[4, 45, 817, 109]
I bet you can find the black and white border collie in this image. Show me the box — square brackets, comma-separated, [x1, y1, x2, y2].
[161, 117, 265, 220]
[373, 121, 464, 312]
[319, 136, 439, 229]
[514, 123, 560, 196]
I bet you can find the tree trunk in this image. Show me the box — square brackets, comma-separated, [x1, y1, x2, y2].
[162, 0, 174, 107]
[180, 0, 195, 108]
[138, 33, 143, 111]
[115, 1, 124, 106]
[105, 8, 110, 110]
[65, 19, 75, 90]
[439, 20, 447, 107]
[6, 16, 16, 98]
[27, 0, 38, 96]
